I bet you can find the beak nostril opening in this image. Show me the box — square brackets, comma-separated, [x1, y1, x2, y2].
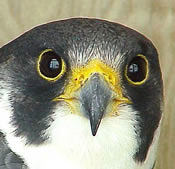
[79, 74, 85, 81]
[79, 73, 112, 136]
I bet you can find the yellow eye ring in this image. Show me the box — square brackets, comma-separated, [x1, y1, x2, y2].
[37, 49, 66, 82]
[125, 54, 149, 85]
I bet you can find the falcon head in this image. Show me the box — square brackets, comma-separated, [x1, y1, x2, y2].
[0, 18, 163, 169]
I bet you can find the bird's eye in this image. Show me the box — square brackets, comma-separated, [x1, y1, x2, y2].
[125, 55, 148, 85]
[37, 49, 66, 81]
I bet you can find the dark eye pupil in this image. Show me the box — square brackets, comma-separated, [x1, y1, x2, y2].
[40, 51, 62, 78]
[127, 56, 147, 83]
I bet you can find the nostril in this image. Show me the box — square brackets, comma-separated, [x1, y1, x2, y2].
[79, 74, 84, 81]
[76, 74, 85, 85]
[109, 75, 112, 81]
[109, 75, 115, 84]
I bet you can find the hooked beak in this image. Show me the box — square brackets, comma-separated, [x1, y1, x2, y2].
[79, 73, 112, 136]
[54, 59, 130, 136]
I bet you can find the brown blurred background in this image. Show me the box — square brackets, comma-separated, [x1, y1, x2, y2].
[0, 0, 174, 168]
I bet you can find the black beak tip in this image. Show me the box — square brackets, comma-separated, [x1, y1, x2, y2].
[90, 119, 101, 136]
[92, 129, 97, 136]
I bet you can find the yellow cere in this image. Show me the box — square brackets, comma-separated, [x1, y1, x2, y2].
[66, 59, 121, 96]
[56, 59, 128, 99]
[37, 49, 66, 82]
[125, 54, 149, 85]
[54, 59, 131, 116]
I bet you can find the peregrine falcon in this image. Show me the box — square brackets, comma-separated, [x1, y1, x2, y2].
[0, 18, 163, 169]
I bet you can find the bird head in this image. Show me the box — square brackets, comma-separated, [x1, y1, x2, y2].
[0, 18, 163, 169]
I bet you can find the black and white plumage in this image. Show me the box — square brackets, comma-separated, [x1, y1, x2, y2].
[0, 18, 163, 169]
